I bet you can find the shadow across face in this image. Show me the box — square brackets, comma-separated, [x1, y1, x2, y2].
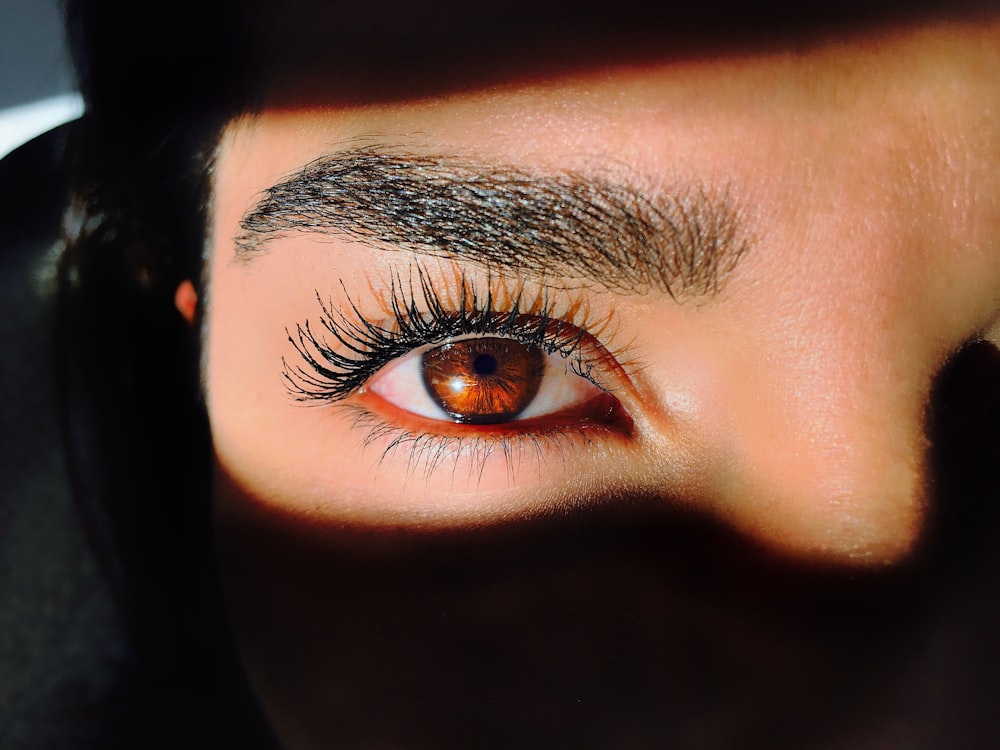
[216, 343, 1000, 750]
[244, 0, 998, 107]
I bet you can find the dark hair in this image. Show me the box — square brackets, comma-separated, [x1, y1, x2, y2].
[59, 1, 270, 744]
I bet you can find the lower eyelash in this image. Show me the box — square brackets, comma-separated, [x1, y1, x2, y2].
[344, 403, 590, 487]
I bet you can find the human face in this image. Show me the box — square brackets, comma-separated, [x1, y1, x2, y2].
[204, 14, 1000, 748]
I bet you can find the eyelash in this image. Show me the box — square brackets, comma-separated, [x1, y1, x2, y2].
[282, 268, 606, 403]
[282, 267, 629, 480]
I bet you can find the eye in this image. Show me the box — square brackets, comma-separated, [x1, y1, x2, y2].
[365, 336, 606, 425]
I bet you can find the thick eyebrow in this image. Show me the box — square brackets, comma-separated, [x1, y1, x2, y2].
[235, 147, 751, 298]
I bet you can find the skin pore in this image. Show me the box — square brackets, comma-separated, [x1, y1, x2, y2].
[198, 14, 1000, 749]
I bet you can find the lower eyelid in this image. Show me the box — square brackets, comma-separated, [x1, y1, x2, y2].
[335, 356, 637, 483]
[353, 384, 634, 440]
[333, 400, 623, 491]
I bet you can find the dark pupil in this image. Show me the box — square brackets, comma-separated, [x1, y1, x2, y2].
[472, 353, 498, 376]
[420, 337, 545, 424]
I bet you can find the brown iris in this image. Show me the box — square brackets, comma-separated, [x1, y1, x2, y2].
[421, 338, 545, 424]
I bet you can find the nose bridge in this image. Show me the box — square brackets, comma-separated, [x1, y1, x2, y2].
[649, 290, 944, 564]
[642, 307, 933, 565]
[718, 361, 929, 564]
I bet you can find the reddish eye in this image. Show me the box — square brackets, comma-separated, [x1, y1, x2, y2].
[421, 338, 545, 424]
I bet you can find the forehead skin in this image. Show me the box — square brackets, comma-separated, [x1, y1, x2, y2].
[206, 18, 1000, 567]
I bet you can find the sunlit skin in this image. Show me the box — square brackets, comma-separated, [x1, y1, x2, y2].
[198, 16, 1000, 748]
[207, 19, 1000, 558]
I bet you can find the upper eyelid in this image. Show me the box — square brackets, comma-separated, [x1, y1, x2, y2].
[281, 268, 624, 403]
[283, 303, 600, 401]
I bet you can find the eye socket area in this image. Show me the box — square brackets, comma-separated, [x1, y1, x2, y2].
[363, 335, 627, 430]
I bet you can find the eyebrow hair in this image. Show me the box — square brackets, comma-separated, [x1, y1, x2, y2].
[235, 146, 751, 298]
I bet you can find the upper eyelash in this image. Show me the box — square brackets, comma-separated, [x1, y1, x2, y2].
[282, 267, 604, 403]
